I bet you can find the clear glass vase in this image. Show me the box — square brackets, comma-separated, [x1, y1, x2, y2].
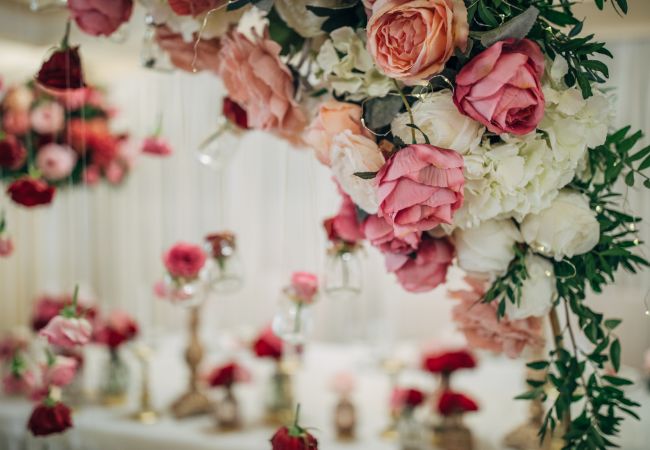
[324, 249, 362, 301]
[100, 348, 130, 406]
[160, 273, 206, 308]
[272, 296, 313, 345]
[398, 411, 426, 450]
[204, 233, 244, 294]
[265, 362, 294, 426]
[196, 119, 241, 170]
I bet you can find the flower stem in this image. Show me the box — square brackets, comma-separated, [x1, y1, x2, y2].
[294, 403, 301, 429]
[61, 20, 71, 49]
[548, 306, 571, 438]
[72, 284, 79, 309]
[392, 79, 416, 144]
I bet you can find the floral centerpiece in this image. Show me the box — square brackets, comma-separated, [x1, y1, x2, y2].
[206, 361, 251, 430]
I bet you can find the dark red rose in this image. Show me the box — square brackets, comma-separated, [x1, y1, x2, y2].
[397, 388, 426, 409]
[7, 178, 56, 208]
[207, 362, 250, 388]
[422, 349, 476, 374]
[252, 327, 283, 360]
[36, 47, 86, 91]
[437, 390, 479, 416]
[27, 402, 73, 436]
[271, 426, 318, 450]
[94, 310, 138, 349]
[205, 232, 236, 259]
[0, 135, 27, 170]
[222, 97, 249, 130]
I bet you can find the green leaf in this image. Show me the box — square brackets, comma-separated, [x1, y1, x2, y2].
[526, 360, 549, 370]
[267, 8, 305, 56]
[477, 0, 499, 27]
[610, 338, 621, 372]
[604, 318, 622, 330]
[353, 171, 378, 180]
[362, 95, 404, 132]
[638, 154, 650, 171]
[616, 0, 628, 14]
[602, 375, 633, 386]
[624, 171, 635, 186]
[474, 6, 539, 47]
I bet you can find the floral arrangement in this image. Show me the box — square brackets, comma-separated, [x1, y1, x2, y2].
[206, 361, 251, 388]
[43, 0, 649, 445]
[93, 310, 139, 349]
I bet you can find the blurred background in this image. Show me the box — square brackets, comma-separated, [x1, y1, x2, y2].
[0, 0, 649, 366]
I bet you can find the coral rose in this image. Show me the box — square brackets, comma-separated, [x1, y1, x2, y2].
[0, 135, 27, 170]
[304, 102, 370, 166]
[217, 30, 307, 144]
[363, 214, 421, 255]
[39, 316, 92, 349]
[6, 178, 56, 208]
[27, 402, 73, 437]
[385, 237, 454, 293]
[454, 38, 545, 135]
[163, 242, 207, 280]
[36, 144, 78, 181]
[67, 0, 133, 37]
[367, 0, 469, 84]
[377, 144, 464, 236]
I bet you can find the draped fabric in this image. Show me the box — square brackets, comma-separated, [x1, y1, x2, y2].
[1, 42, 649, 366]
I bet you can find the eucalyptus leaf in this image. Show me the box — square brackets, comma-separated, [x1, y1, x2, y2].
[474, 6, 539, 47]
[353, 171, 378, 180]
[362, 95, 404, 132]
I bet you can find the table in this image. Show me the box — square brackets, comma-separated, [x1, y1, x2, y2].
[1, 341, 648, 450]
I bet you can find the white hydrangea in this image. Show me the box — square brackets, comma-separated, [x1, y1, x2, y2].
[316, 27, 393, 101]
[391, 90, 484, 154]
[505, 254, 556, 320]
[274, 0, 339, 38]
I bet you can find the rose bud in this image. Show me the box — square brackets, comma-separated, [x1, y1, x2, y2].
[36, 23, 86, 92]
[27, 402, 73, 436]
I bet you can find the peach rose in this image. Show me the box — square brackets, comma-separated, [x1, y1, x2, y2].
[367, 0, 469, 84]
[304, 101, 371, 166]
[385, 237, 454, 293]
[217, 30, 307, 144]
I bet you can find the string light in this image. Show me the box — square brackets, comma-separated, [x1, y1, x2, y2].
[595, 205, 603, 213]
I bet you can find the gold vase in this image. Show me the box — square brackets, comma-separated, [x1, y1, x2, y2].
[433, 415, 474, 450]
[334, 396, 356, 441]
[213, 385, 241, 431]
[265, 361, 294, 426]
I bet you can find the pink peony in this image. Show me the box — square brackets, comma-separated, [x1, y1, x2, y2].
[450, 277, 545, 358]
[323, 190, 364, 245]
[217, 30, 307, 144]
[163, 242, 207, 280]
[367, 0, 469, 84]
[454, 38, 545, 135]
[155, 25, 221, 73]
[39, 316, 92, 349]
[363, 214, 421, 255]
[35, 144, 78, 181]
[377, 144, 464, 236]
[2, 110, 30, 135]
[30, 102, 65, 135]
[0, 237, 14, 258]
[67, 0, 134, 37]
[385, 237, 454, 293]
[303, 101, 371, 166]
[142, 137, 173, 156]
[290, 271, 319, 304]
[44, 356, 78, 387]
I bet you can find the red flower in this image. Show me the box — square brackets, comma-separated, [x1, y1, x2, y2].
[27, 402, 73, 436]
[422, 349, 476, 374]
[163, 242, 207, 280]
[142, 136, 173, 156]
[222, 97, 249, 130]
[252, 326, 283, 360]
[31, 296, 64, 332]
[323, 190, 364, 245]
[0, 135, 27, 170]
[394, 388, 426, 409]
[207, 362, 250, 388]
[437, 390, 479, 416]
[168, 0, 224, 16]
[7, 178, 55, 208]
[36, 47, 86, 92]
[270, 426, 318, 450]
[94, 310, 138, 349]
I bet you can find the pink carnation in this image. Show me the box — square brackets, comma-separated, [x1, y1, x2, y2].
[39, 316, 92, 349]
[163, 242, 207, 280]
[67, 0, 134, 37]
[385, 237, 454, 293]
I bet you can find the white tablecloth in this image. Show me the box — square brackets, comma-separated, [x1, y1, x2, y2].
[1, 341, 648, 450]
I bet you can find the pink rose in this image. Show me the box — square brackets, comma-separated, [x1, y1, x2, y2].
[168, 0, 224, 16]
[385, 237, 454, 293]
[454, 39, 545, 135]
[155, 25, 222, 73]
[142, 137, 173, 156]
[303, 101, 370, 166]
[105, 161, 125, 185]
[450, 277, 545, 358]
[163, 242, 207, 280]
[30, 102, 65, 135]
[44, 356, 78, 387]
[217, 30, 307, 144]
[2, 110, 30, 135]
[35, 144, 78, 181]
[2, 371, 35, 396]
[0, 237, 14, 258]
[323, 190, 364, 245]
[67, 0, 134, 37]
[39, 316, 92, 349]
[290, 271, 319, 304]
[367, 0, 469, 84]
[363, 214, 421, 254]
[377, 144, 464, 236]
[83, 165, 101, 185]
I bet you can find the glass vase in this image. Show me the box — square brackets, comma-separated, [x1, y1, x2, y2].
[140, 15, 175, 72]
[265, 362, 294, 426]
[323, 249, 362, 301]
[159, 273, 206, 308]
[196, 119, 241, 170]
[100, 348, 129, 406]
[272, 296, 313, 345]
[398, 411, 426, 450]
[204, 232, 244, 294]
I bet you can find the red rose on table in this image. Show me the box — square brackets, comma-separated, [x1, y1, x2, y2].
[94, 310, 138, 349]
[422, 349, 476, 374]
[27, 402, 73, 436]
[163, 242, 207, 280]
[168, 0, 224, 16]
[437, 390, 479, 416]
[0, 135, 27, 170]
[454, 38, 545, 135]
[207, 362, 251, 388]
[252, 326, 283, 360]
[271, 426, 318, 450]
[223, 97, 249, 130]
[36, 47, 86, 91]
[385, 237, 454, 293]
[7, 178, 55, 208]
[67, 0, 133, 37]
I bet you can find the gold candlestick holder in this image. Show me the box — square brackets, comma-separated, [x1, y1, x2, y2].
[380, 357, 404, 440]
[131, 344, 158, 425]
[171, 305, 212, 418]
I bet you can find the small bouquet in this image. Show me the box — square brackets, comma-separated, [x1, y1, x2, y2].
[206, 361, 251, 430]
[155, 242, 208, 305]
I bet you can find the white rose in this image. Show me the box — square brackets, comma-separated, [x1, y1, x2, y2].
[520, 190, 600, 261]
[391, 90, 484, 154]
[274, 0, 339, 38]
[506, 254, 556, 320]
[454, 220, 522, 276]
[331, 130, 385, 213]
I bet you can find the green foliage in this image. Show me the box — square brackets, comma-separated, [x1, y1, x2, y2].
[307, 1, 367, 33]
[267, 7, 305, 56]
[483, 242, 528, 319]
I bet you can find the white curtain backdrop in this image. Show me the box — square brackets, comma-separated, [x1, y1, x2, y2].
[1, 41, 649, 366]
